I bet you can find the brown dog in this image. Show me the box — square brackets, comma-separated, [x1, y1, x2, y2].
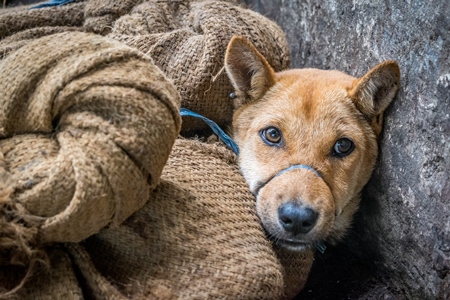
[224, 36, 400, 251]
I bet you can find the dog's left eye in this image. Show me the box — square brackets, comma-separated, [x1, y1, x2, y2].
[261, 127, 283, 146]
[333, 138, 354, 157]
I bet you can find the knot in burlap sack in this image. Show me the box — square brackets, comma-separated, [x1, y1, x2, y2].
[80, 139, 313, 299]
[108, 0, 290, 133]
[0, 31, 181, 264]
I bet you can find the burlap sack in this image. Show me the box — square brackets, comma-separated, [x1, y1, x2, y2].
[0, 31, 181, 296]
[83, 0, 146, 35]
[0, 2, 85, 39]
[81, 139, 313, 299]
[1, 0, 289, 133]
[0, 246, 83, 299]
[0, 2, 86, 57]
[108, 0, 290, 132]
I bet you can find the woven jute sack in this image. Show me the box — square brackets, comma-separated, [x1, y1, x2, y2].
[0, 246, 84, 299]
[1, 0, 289, 133]
[81, 139, 314, 299]
[0, 2, 85, 39]
[108, 0, 290, 133]
[0, 2, 85, 57]
[0, 31, 181, 296]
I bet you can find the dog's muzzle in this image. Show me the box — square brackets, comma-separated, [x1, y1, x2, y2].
[254, 164, 327, 254]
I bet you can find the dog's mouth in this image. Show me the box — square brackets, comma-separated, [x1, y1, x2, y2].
[274, 238, 312, 251]
[272, 238, 327, 253]
[263, 228, 327, 253]
[262, 228, 313, 251]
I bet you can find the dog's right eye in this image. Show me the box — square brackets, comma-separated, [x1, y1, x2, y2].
[333, 138, 355, 157]
[260, 127, 283, 146]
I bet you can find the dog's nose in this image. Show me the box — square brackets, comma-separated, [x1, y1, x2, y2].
[278, 202, 318, 234]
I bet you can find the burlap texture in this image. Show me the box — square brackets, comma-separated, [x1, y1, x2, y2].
[83, 0, 143, 35]
[1, 137, 312, 299]
[81, 139, 313, 299]
[0, 247, 83, 299]
[1, 0, 289, 133]
[0, 2, 85, 39]
[0, 30, 181, 293]
[108, 0, 290, 132]
[83, 0, 239, 35]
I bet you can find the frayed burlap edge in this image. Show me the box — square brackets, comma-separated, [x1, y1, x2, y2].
[0, 154, 48, 298]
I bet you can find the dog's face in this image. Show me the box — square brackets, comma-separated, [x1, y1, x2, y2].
[225, 37, 400, 251]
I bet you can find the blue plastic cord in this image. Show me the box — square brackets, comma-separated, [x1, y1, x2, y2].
[315, 242, 327, 254]
[31, 0, 74, 9]
[180, 108, 239, 155]
[273, 164, 322, 179]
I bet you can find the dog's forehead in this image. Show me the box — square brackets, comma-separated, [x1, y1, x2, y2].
[275, 68, 355, 98]
[266, 68, 358, 118]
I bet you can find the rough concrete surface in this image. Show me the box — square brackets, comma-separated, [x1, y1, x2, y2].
[243, 0, 450, 299]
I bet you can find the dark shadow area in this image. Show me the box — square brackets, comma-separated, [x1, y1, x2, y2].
[295, 179, 405, 300]
[3, 0, 38, 7]
[296, 241, 403, 300]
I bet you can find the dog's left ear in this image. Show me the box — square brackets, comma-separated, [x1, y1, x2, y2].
[225, 36, 276, 108]
[349, 60, 400, 122]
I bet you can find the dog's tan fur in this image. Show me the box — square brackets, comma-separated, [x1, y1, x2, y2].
[225, 36, 400, 251]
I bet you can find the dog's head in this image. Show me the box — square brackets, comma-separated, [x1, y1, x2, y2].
[225, 36, 400, 251]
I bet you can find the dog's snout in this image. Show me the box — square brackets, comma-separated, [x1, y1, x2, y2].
[278, 202, 318, 234]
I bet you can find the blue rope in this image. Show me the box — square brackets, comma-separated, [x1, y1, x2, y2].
[273, 164, 322, 180]
[180, 108, 239, 155]
[316, 242, 327, 254]
[30, 0, 74, 9]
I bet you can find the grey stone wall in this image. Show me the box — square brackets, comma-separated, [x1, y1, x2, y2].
[243, 1, 450, 299]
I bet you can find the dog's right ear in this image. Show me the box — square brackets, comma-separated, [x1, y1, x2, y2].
[348, 60, 400, 137]
[225, 36, 276, 108]
[349, 61, 400, 118]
